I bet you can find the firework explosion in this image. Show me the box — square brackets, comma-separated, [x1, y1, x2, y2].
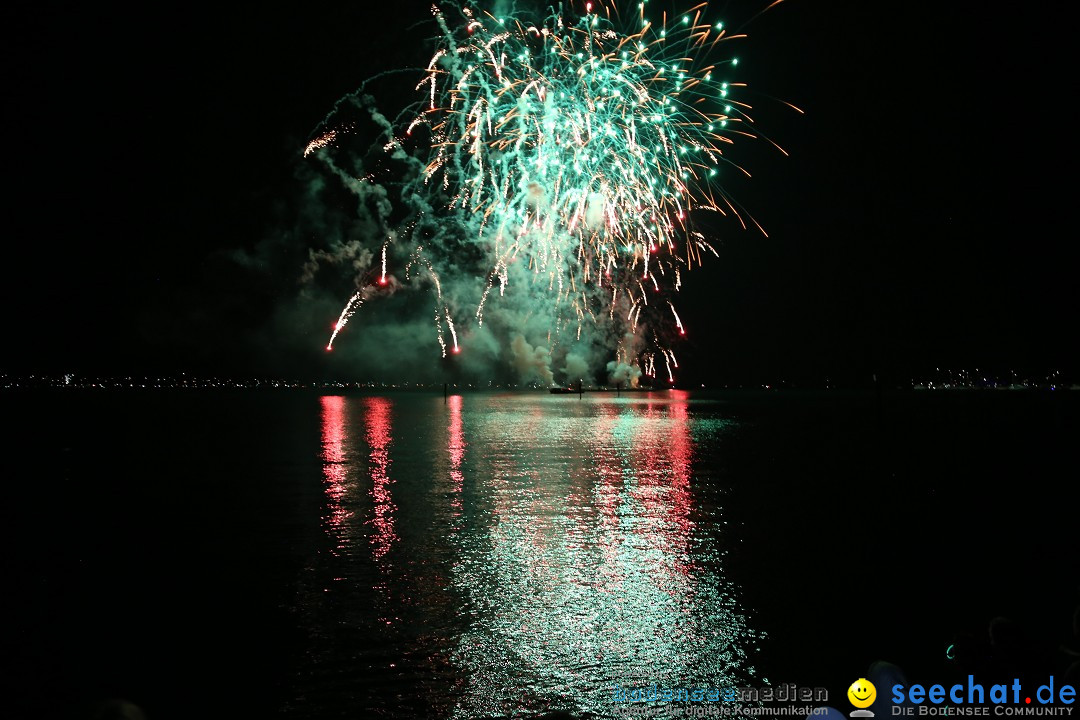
[308, 0, 793, 386]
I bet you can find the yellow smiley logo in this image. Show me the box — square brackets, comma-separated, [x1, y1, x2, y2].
[848, 678, 876, 709]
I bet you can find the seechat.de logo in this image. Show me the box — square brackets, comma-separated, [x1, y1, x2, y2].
[889, 675, 1076, 712]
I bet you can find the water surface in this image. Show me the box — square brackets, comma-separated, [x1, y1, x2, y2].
[5, 389, 1077, 719]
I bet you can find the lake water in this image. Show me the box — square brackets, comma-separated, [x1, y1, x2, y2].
[4, 389, 1077, 719]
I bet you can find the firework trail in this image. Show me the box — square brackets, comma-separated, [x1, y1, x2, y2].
[309, 0, 793, 384]
[326, 290, 364, 351]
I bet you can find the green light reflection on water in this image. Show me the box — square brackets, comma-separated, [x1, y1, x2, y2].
[444, 393, 759, 718]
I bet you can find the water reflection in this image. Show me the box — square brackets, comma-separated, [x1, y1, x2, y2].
[364, 396, 397, 560]
[301, 392, 757, 719]
[449, 394, 756, 718]
[318, 395, 353, 551]
[447, 394, 465, 518]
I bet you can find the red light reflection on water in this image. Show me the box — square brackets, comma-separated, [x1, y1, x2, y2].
[641, 392, 694, 570]
[448, 395, 465, 511]
[590, 392, 696, 585]
[319, 395, 353, 543]
[363, 396, 398, 560]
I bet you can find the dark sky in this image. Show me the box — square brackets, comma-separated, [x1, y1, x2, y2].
[4, 1, 1076, 384]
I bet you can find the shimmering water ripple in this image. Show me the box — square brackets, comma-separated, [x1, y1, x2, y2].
[286, 391, 758, 719]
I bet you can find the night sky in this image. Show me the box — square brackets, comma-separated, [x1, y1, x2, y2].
[5, 1, 1076, 385]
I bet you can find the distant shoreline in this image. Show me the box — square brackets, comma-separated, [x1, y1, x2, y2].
[2, 377, 1076, 393]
